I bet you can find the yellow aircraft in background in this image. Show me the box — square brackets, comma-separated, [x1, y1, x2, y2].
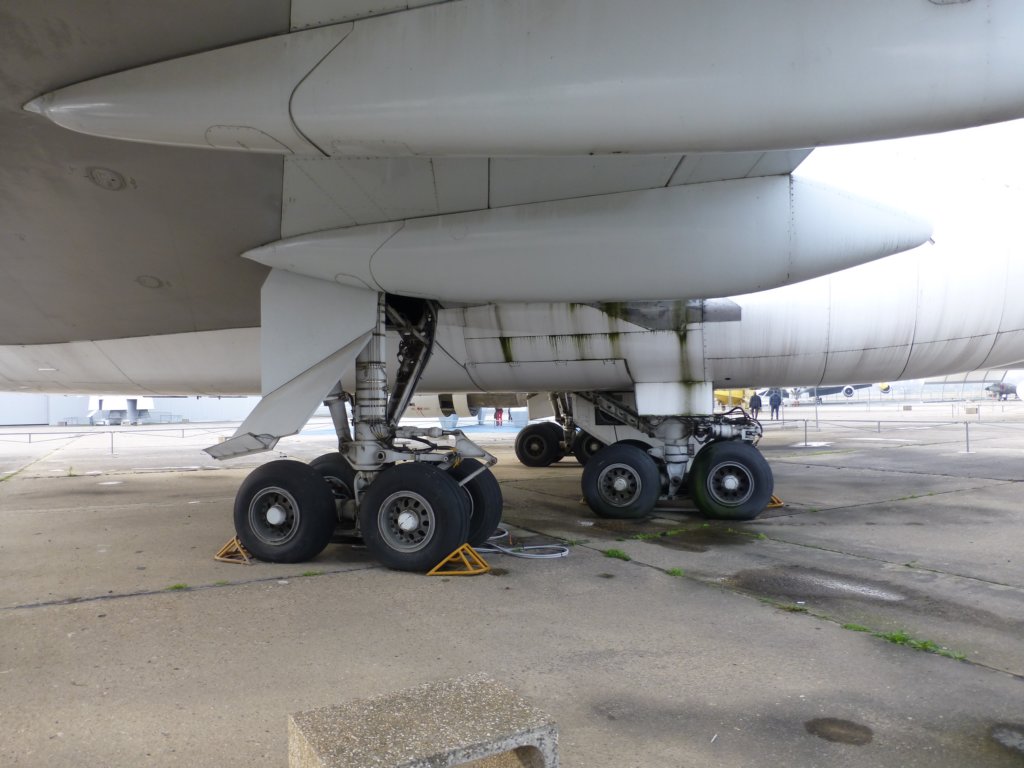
[714, 389, 755, 409]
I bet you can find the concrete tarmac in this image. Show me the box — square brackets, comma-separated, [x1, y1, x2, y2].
[1, 403, 1023, 766]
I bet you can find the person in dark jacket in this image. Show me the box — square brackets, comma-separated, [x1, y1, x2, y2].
[749, 392, 762, 419]
[769, 390, 782, 420]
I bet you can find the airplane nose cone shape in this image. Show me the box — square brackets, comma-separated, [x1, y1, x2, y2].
[22, 96, 47, 115]
[20, 26, 350, 154]
[787, 178, 932, 284]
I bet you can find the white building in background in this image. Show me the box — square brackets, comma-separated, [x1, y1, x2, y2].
[0, 392, 261, 426]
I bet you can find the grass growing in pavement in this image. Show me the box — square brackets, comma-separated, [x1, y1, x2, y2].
[630, 529, 686, 541]
[666, 568, 685, 578]
[843, 624, 965, 660]
[602, 549, 631, 561]
[165, 583, 189, 591]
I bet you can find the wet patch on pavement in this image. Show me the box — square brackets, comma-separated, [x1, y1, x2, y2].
[990, 723, 1024, 755]
[728, 566, 906, 603]
[725, 564, 1024, 637]
[805, 718, 873, 745]
[643, 525, 760, 553]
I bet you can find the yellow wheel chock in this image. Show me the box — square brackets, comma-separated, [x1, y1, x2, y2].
[767, 494, 784, 508]
[214, 536, 253, 564]
[427, 543, 491, 576]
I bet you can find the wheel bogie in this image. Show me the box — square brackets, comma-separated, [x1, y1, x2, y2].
[233, 460, 338, 563]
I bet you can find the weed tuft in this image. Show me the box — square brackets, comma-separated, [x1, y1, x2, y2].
[165, 583, 189, 591]
[602, 548, 631, 561]
[843, 624, 966, 660]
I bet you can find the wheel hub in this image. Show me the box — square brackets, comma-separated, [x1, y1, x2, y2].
[397, 510, 419, 532]
[598, 464, 641, 506]
[266, 504, 287, 526]
[379, 491, 435, 552]
[707, 461, 754, 506]
[248, 486, 300, 546]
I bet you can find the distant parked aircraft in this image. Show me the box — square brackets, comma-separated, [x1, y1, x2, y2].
[986, 382, 1019, 401]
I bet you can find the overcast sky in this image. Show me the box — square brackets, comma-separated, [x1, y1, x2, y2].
[796, 117, 1024, 249]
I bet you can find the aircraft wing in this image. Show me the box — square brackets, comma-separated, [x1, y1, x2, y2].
[0, 2, 819, 349]
[0, 2, 291, 346]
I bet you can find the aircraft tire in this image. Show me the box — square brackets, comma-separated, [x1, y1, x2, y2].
[515, 422, 563, 467]
[310, 451, 359, 533]
[233, 460, 337, 563]
[358, 462, 471, 571]
[689, 440, 773, 521]
[581, 442, 660, 519]
[310, 452, 357, 505]
[449, 458, 504, 546]
[572, 431, 605, 465]
[541, 421, 568, 462]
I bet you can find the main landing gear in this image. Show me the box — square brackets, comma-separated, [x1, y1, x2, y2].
[232, 295, 503, 570]
[521, 391, 772, 522]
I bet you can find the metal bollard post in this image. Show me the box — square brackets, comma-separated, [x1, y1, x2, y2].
[110, 431, 115, 455]
[965, 421, 970, 453]
[804, 420, 808, 445]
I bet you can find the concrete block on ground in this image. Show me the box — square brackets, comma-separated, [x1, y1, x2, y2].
[288, 673, 558, 768]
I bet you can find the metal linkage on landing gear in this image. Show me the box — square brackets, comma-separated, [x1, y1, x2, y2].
[234, 294, 504, 570]
[567, 391, 773, 522]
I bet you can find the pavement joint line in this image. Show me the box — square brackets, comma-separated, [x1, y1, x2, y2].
[753, 534, 1024, 590]
[1, 564, 382, 612]
[760, 481, 1014, 519]
[770, 458, 1024, 483]
[0, 435, 88, 483]
[753, 601, 1024, 682]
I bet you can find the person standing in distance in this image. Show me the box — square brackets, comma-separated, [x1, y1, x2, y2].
[749, 392, 762, 420]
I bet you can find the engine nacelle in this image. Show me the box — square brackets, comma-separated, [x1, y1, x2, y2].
[842, 385, 856, 398]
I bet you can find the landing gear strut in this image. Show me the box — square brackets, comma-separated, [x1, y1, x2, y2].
[232, 294, 503, 569]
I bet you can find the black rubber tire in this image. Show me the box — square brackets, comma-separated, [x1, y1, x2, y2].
[515, 422, 563, 467]
[309, 452, 357, 506]
[233, 460, 337, 563]
[572, 431, 605, 466]
[689, 441, 773, 521]
[540, 421, 567, 462]
[358, 462, 471, 571]
[449, 458, 504, 546]
[581, 442, 661, 519]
